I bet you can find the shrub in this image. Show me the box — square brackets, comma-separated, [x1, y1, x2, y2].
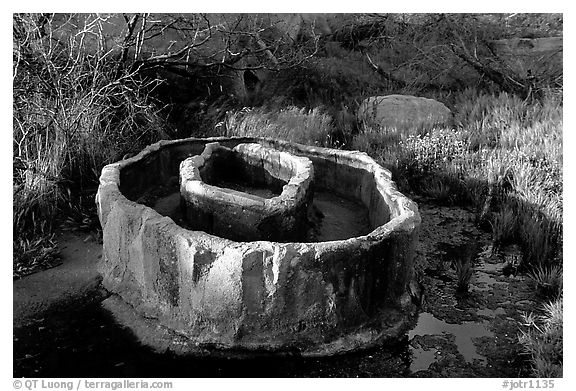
[13, 14, 169, 276]
[420, 167, 469, 205]
[422, 177, 453, 203]
[354, 88, 562, 270]
[398, 128, 466, 176]
[452, 90, 561, 268]
[13, 15, 168, 225]
[516, 201, 561, 267]
[267, 48, 385, 110]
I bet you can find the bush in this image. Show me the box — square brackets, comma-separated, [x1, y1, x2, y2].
[264, 48, 384, 110]
[13, 14, 169, 275]
[352, 87, 561, 269]
[398, 128, 467, 176]
[351, 125, 402, 156]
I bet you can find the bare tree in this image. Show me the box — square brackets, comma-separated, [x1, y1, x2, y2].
[328, 13, 562, 98]
[105, 13, 320, 77]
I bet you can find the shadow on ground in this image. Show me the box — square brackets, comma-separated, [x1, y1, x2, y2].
[14, 300, 415, 378]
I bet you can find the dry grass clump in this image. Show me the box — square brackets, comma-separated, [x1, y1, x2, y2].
[527, 265, 563, 299]
[222, 106, 335, 147]
[490, 203, 518, 245]
[454, 259, 473, 294]
[518, 298, 563, 377]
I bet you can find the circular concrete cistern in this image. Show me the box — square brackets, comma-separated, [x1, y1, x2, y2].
[96, 137, 421, 356]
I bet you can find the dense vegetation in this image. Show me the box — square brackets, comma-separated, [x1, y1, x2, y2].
[13, 13, 562, 376]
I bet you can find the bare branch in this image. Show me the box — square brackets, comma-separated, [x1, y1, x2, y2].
[117, 13, 141, 77]
[363, 51, 407, 88]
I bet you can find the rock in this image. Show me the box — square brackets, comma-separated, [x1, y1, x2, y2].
[357, 95, 453, 133]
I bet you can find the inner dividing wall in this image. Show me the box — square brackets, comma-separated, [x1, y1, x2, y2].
[199, 146, 287, 197]
[179, 143, 313, 242]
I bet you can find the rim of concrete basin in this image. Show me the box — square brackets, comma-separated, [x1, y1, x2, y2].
[180, 142, 313, 217]
[96, 136, 422, 356]
[98, 137, 420, 247]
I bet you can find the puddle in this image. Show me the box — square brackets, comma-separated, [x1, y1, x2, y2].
[437, 242, 481, 264]
[479, 262, 503, 274]
[408, 312, 493, 371]
[474, 262, 506, 292]
[472, 247, 510, 293]
[410, 345, 438, 372]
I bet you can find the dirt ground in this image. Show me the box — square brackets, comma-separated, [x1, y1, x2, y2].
[13, 196, 537, 377]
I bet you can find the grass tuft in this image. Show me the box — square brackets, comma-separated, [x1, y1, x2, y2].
[518, 298, 563, 377]
[454, 259, 473, 294]
[222, 106, 336, 147]
[527, 265, 563, 299]
[490, 202, 518, 245]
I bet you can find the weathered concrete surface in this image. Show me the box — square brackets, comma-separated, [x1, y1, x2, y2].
[180, 142, 314, 242]
[96, 137, 421, 355]
[357, 95, 453, 133]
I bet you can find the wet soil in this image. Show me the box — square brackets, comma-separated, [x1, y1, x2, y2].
[14, 193, 538, 377]
[408, 194, 535, 377]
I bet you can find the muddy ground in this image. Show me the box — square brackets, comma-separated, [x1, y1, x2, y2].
[13, 195, 539, 377]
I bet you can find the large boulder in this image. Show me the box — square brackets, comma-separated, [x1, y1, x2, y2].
[357, 95, 453, 133]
